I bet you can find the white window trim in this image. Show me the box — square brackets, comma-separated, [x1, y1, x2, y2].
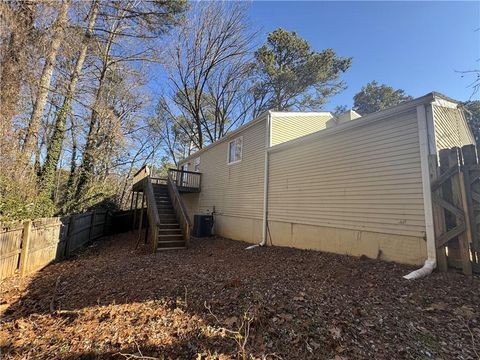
[227, 136, 243, 165]
[194, 157, 200, 172]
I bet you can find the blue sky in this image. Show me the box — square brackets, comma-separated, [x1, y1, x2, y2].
[248, 1, 480, 109]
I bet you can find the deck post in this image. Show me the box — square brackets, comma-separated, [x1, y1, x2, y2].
[137, 192, 145, 242]
[132, 191, 138, 231]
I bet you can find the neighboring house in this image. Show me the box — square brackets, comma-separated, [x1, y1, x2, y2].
[178, 92, 475, 266]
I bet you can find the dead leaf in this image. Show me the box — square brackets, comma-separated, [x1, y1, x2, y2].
[454, 305, 475, 320]
[329, 326, 341, 339]
[425, 302, 448, 311]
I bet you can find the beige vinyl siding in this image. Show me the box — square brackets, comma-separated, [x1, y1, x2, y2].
[181, 117, 267, 220]
[267, 109, 425, 238]
[433, 105, 475, 151]
[270, 112, 333, 146]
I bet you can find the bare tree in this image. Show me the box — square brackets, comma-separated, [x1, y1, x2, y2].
[0, 1, 36, 131]
[74, 0, 186, 205]
[40, 0, 99, 201]
[159, 1, 257, 151]
[23, 0, 70, 160]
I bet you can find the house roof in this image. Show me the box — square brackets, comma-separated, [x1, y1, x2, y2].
[268, 92, 466, 154]
[179, 92, 464, 165]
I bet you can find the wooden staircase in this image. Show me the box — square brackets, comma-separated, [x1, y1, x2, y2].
[153, 183, 186, 250]
[132, 166, 200, 252]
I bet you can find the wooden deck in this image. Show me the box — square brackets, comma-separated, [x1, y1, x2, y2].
[132, 169, 201, 193]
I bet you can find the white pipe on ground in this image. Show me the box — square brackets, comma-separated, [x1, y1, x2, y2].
[246, 112, 271, 250]
[403, 259, 436, 280]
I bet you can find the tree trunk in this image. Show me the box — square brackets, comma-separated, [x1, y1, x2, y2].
[23, 0, 69, 160]
[0, 2, 35, 133]
[40, 0, 98, 201]
[75, 20, 118, 201]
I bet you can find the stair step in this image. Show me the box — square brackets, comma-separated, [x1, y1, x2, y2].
[159, 234, 184, 239]
[157, 207, 174, 211]
[158, 239, 185, 244]
[157, 246, 187, 251]
[159, 229, 182, 235]
[159, 225, 181, 228]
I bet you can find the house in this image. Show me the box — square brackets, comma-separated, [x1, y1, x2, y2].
[176, 92, 474, 266]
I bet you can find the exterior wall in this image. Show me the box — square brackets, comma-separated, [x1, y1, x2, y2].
[267, 109, 427, 265]
[180, 116, 267, 239]
[268, 221, 426, 265]
[432, 104, 475, 151]
[214, 214, 262, 244]
[270, 112, 333, 146]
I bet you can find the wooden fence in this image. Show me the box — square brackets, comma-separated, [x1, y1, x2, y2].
[0, 209, 115, 280]
[431, 144, 480, 275]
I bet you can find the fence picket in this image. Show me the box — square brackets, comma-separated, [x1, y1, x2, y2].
[0, 210, 133, 280]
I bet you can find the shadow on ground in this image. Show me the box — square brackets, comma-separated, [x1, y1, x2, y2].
[1, 231, 480, 359]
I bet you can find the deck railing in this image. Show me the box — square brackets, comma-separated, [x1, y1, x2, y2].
[132, 166, 161, 252]
[168, 168, 201, 191]
[132, 165, 150, 186]
[144, 176, 161, 252]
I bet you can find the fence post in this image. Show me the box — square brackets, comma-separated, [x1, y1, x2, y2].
[19, 220, 32, 276]
[64, 215, 75, 258]
[103, 210, 109, 236]
[462, 145, 479, 262]
[88, 210, 96, 242]
[429, 154, 448, 272]
[448, 148, 472, 275]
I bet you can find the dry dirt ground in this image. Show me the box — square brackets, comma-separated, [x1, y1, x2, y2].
[1, 232, 480, 360]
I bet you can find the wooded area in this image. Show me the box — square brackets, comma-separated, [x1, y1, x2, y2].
[0, 1, 359, 222]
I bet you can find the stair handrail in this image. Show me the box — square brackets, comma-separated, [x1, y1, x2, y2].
[167, 170, 192, 246]
[133, 166, 161, 252]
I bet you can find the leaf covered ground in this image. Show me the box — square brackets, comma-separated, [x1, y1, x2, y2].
[1, 232, 479, 359]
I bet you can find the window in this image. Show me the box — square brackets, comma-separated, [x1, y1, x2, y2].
[228, 137, 242, 164]
[194, 157, 200, 172]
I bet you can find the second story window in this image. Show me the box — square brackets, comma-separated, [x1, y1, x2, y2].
[228, 137, 243, 164]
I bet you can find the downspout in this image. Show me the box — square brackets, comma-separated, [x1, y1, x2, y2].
[403, 104, 437, 279]
[246, 111, 272, 250]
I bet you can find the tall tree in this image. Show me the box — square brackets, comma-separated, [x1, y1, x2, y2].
[160, 1, 257, 150]
[39, 0, 99, 202]
[0, 1, 36, 130]
[23, 0, 70, 160]
[74, 0, 186, 204]
[252, 28, 351, 113]
[353, 81, 413, 115]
